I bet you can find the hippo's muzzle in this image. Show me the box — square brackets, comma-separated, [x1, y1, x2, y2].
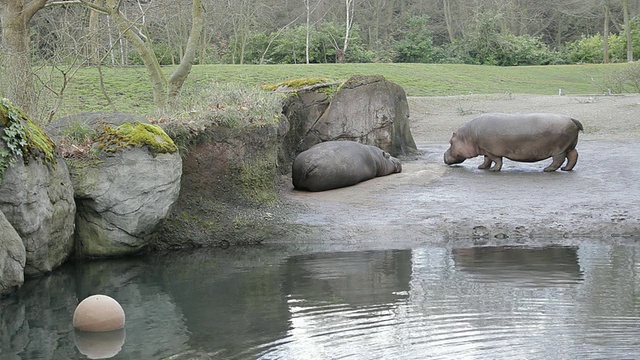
[444, 150, 465, 165]
[391, 157, 402, 173]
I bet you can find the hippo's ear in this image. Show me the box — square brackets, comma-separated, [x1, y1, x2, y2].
[382, 151, 390, 159]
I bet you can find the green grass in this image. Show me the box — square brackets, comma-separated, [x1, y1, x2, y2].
[51, 63, 629, 118]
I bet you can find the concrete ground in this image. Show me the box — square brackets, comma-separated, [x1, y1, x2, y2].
[275, 94, 640, 251]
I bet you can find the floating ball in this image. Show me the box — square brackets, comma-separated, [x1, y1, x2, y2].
[73, 294, 125, 332]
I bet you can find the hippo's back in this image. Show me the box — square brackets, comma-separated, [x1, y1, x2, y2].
[467, 113, 582, 136]
[292, 141, 378, 191]
[466, 113, 583, 162]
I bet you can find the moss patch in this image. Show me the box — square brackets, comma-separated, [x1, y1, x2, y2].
[238, 157, 278, 204]
[260, 77, 343, 102]
[260, 77, 335, 91]
[1, 98, 56, 183]
[96, 121, 178, 154]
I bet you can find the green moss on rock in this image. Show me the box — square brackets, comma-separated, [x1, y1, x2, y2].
[96, 121, 178, 154]
[260, 77, 335, 91]
[0, 99, 56, 183]
[238, 157, 277, 204]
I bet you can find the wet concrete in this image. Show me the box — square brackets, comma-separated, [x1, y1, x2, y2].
[273, 95, 640, 251]
[277, 139, 640, 251]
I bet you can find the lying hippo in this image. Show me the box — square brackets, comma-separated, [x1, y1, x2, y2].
[444, 113, 583, 172]
[292, 141, 402, 191]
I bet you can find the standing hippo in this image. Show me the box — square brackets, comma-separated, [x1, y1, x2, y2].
[292, 141, 402, 191]
[444, 113, 583, 172]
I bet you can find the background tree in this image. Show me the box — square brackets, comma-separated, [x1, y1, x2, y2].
[5, 0, 640, 121]
[623, 0, 633, 61]
[605, 0, 612, 63]
[393, 16, 438, 63]
[0, 0, 48, 115]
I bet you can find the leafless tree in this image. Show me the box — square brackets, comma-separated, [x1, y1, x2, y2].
[0, 0, 48, 115]
[604, 0, 611, 63]
[622, 0, 633, 61]
[2, 0, 204, 112]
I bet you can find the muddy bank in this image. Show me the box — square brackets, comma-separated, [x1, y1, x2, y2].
[274, 94, 640, 251]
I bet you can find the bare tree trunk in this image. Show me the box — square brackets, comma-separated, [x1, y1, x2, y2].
[102, 0, 167, 109]
[623, 0, 633, 62]
[339, 0, 354, 63]
[240, 32, 247, 65]
[199, 22, 208, 65]
[167, 0, 203, 103]
[305, 0, 311, 64]
[443, 0, 455, 42]
[87, 0, 104, 65]
[604, 0, 610, 64]
[0, 0, 48, 115]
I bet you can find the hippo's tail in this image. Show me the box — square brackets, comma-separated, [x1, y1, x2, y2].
[571, 118, 584, 131]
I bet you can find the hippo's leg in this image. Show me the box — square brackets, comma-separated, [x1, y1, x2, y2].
[478, 156, 492, 170]
[487, 155, 503, 171]
[561, 149, 578, 171]
[544, 153, 566, 172]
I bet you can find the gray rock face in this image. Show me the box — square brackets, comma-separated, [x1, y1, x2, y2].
[0, 156, 75, 276]
[279, 75, 418, 173]
[303, 75, 417, 156]
[280, 91, 331, 173]
[153, 123, 283, 250]
[71, 147, 182, 258]
[47, 112, 183, 258]
[0, 210, 25, 297]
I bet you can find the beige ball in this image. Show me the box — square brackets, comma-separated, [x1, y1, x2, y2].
[73, 294, 125, 332]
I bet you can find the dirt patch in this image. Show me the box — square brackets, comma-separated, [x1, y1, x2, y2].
[275, 94, 640, 251]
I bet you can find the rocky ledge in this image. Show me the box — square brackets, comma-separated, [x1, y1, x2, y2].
[0, 75, 416, 297]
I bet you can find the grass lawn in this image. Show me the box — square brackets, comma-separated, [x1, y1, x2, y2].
[52, 63, 628, 118]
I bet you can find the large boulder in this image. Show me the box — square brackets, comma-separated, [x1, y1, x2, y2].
[153, 121, 289, 249]
[280, 90, 331, 174]
[48, 113, 182, 258]
[287, 75, 417, 159]
[0, 100, 76, 276]
[0, 210, 25, 297]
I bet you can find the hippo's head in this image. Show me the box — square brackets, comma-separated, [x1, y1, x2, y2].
[444, 148, 466, 165]
[390, 156, 402, 173]
[443, 132, 469, 165]
[382, 151, 402, 173]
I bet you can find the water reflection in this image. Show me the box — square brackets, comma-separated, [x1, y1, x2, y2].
[452, 246, 583, 286]
[74, 329, 125, 359]
[1, 244, 640, 359]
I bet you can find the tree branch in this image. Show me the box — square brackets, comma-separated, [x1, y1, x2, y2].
[45, 0, 108, 14]
[23, 0, 48, 21]
[167, 0, 204, 101]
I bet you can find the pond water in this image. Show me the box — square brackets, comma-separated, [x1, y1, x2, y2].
[2, 242, 640, 360]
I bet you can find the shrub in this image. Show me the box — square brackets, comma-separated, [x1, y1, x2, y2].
[393, 16, 439, 63]
[448, 32, 557, 66]
[563, 16, 640, 64]
[600, 62, 640, 93]
[564, 33, 615, 63]
[445, 12, 558, 66]
[225, 22, 374, 64]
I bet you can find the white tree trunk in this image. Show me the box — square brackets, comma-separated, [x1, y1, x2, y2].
[339, 0, 354, 63]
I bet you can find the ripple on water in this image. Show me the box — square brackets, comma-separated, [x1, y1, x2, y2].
[249, 246, 640, 360]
